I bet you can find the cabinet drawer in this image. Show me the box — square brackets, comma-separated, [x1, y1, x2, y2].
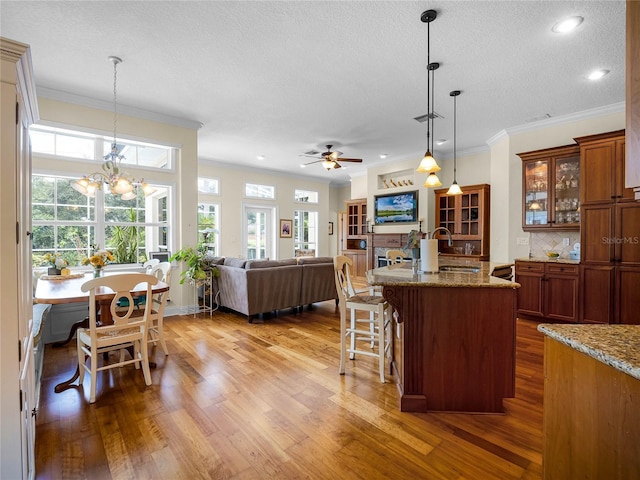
[546, 264, 579, 276]
[515, 262, 545, 274]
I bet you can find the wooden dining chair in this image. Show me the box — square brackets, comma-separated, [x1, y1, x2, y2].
[77, 273, 158, 403]
[334, 255, 390, 383]
[385, 249, 406, 265]
[146, 262, 171, 355]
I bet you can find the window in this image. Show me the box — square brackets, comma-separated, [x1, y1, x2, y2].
[294, 189, 318, 203]
[30, 125, 174, 170]
[245, 183, 275, 199]
[197, 203, 219, 256]
[198, 177, 219, 195]
[32, 174, 170, 266]
[293, 210, 318, 257]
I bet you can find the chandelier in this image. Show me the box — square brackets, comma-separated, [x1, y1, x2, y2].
[72, 56, 155, 200]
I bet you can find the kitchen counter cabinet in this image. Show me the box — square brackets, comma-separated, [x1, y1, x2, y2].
[538, 324, 640, 479]
[368, 261, 518, 413]
[515, 261, 579, 323]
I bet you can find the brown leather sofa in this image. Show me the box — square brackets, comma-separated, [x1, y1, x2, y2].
[213, 256, 337, 321]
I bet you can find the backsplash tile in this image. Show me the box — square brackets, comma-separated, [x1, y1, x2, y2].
[529, 231, 580, 259]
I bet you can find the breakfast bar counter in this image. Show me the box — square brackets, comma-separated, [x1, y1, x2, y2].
[537, 324, 640, 478]
[367, 261, 519, 413]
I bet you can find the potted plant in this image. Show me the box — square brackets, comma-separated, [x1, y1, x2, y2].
[170, 246, 219, 285]
[405, 230, 425, 260]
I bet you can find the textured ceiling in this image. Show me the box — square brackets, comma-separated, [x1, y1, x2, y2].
[0, 1, 626, 185]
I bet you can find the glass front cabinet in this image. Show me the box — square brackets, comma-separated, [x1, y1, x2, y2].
[518, 144, 581, 231]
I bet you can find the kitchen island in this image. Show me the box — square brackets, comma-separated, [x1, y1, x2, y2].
[537, 324, 640, 479]
[367, 260, 519, 413]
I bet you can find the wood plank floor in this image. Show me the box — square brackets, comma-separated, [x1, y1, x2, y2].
[36, 301, 545, 479]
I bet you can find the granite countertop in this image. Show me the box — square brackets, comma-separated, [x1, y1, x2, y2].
[538, 324, 640, 381]
[367, 260, 519, 289]
[516, 257, 580, 265]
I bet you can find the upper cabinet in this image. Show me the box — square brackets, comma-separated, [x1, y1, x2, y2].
[434, 184, 490, 261]
[575, 130, 633, 205]
[345, 198, 368, 238]
[518, 144, 581, 231]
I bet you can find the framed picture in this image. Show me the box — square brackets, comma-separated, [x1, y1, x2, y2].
[328, 221, 334, 235]
[279, 219, 292, 238]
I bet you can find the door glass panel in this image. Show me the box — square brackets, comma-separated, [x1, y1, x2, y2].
[245, 206, 272, 260]
[524, 161, 549, 226]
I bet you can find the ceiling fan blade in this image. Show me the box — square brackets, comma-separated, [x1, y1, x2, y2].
[336, 158, 363, 163]
[304, 159, 324, 166]
[333, 162, 343, 169]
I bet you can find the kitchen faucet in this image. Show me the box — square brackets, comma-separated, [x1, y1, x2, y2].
[429, 227, 453, 247]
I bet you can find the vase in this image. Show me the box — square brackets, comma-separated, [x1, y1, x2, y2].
[93, 267, 102, 278]
[48, 267, 61, 276]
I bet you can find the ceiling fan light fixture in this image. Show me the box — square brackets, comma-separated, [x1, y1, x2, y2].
[322, 159, 336, 170]
[424, 172, 442, 187]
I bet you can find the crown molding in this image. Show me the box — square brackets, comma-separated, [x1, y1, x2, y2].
[37, 87, 203, 130]
[487, 102, 625, 146]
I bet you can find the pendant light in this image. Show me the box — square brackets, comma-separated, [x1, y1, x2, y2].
[72, 56, 155, 200]
[446, 90, 463, 195]
[417, 9, 442, 178]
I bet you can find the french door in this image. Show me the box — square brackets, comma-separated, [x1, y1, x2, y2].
[243, 205, 275, 260]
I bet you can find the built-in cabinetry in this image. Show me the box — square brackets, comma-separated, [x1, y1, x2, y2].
[518, 144, 581, 231]
[515, 261, 579, 323]
[434, 184, 490, 260]
[341, 198, 368, 278]
[576, 130, 640, 324]
[1, 37, 39, 479]
[626, 0, 640, 199]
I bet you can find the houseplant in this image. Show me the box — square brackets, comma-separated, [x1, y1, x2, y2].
[170, 246, 219, 285]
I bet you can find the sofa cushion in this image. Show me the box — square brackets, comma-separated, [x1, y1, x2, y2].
[224, 257, 247, 268]
[204, 255, 225, 265]
[245, 259, 297, 269]
[297, 256, 333, 265]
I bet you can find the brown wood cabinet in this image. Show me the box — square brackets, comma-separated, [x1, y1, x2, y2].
[515, 261, 579, 323]
[576, 131, 632, 205]
[518, 144, 581, 231]
[434, 184, 490, 260]
[577, 130, 640, 324]
[340, 198, 368, 278]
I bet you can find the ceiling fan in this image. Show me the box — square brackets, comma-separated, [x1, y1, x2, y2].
[302, 145, 363, 170]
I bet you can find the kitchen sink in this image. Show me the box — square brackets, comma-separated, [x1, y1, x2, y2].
[439, 265, 480, 273]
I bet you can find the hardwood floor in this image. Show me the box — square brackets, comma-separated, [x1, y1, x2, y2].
[36, 302, 544, 479]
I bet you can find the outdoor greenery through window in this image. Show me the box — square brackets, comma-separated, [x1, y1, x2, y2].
[32, 174, 170, 267]
[197, 203, 219, 256]
[293, 210, 318, 257]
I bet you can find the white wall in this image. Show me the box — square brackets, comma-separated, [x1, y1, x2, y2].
[197, 161, 333, 258]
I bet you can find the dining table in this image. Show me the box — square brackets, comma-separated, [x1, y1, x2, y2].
[34, 271, 169, 393]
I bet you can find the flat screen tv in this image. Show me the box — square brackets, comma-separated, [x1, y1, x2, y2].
[374, 190, 419, 224]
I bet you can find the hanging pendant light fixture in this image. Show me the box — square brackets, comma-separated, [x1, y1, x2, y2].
[417, 9, 442, 180]
[446, 90, 463, 195]
[72, 56, 155, 200]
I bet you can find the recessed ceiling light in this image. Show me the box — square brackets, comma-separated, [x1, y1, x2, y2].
[588, 69, 610, 80]
[379, 154, 388, 159]
[436, 139, 447, 146]
[299, 164, 306, 168]
[257, 155, 265, 161]
[552, 16, 583, 33]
